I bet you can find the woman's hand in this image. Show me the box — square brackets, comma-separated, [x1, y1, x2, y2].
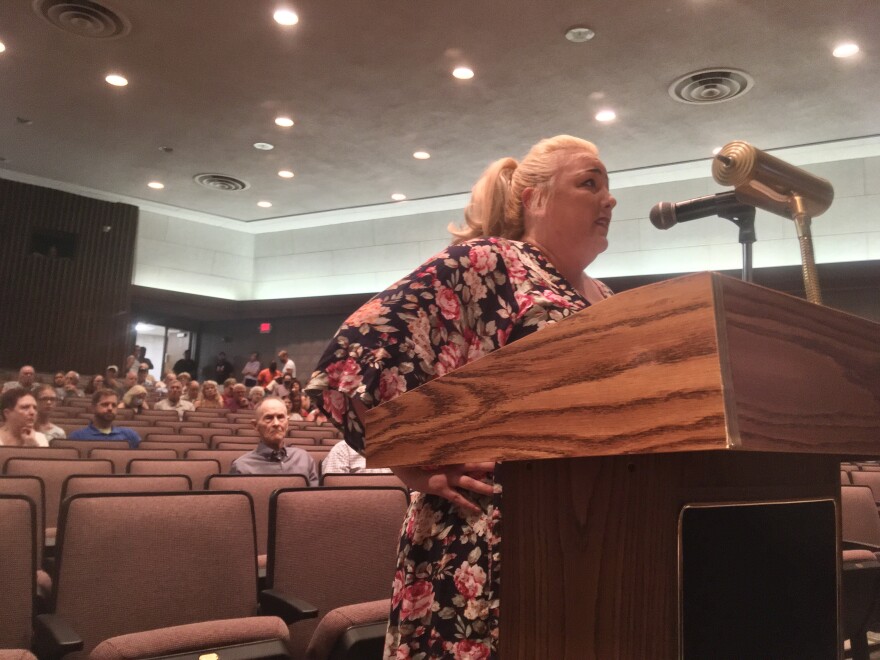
[20, 425, 38, 447]
[391, 462, 496, 515]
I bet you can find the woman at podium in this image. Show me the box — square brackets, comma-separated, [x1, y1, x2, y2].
[307, 134, 616, 657]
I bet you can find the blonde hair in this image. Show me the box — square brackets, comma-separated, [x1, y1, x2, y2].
[449, 135, 599, 244]
[122, 385, 147, 407]
[198, 380, 223, 404]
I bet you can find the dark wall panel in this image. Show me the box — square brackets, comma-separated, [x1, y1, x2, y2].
[0, 178, 138, 374]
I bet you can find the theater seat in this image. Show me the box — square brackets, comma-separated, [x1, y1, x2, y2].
[304, 599, 389, 660]
[35, 491, 290, 659]
[841, 485, 880, 660]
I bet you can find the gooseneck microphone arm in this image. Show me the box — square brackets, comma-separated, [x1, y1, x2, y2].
[649, 191, 757, 282]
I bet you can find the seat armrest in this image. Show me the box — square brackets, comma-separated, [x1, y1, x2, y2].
[34, 613, 84, 660]
[842, 540, 880, 553]
[259, 589, 319, 624]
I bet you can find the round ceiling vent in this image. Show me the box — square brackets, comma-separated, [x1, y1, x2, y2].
[33, 0, 131, 39]
[193, 174, 250, 192]
[669, 68, 754, 105]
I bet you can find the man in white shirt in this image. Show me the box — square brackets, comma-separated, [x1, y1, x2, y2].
[277, 350, 296, 379]
[2, 365, 38, 393]
[153, 379, 195, 420]
[321, 439, 393, 475]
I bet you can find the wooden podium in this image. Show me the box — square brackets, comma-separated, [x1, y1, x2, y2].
[364, 272, 880, 659]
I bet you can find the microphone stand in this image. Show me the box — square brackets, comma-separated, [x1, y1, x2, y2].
[718, 204, 757, 283]
[789, 194, 823, 305]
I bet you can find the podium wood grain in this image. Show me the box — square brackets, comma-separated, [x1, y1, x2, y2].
[365, 272, 880, 467]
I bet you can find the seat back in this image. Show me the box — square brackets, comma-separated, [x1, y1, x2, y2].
[0, 446, 79, 464]
[267, 487, 408, 658]
[0, 476, 45, 567]
[142, 433, 205, 444]
[137, 441, 207, 457]
[842, 485, 880, 548]
[186, 449, 250, 474]
[50, 438, 135, 457]
[320, 473, 406, 489]
[0, 494, 36, 648]
[53, 492, 258, 657]
[88, 448, 178, 472]
[850, 472, 880, 502]
[127, 459, 221, 489]
[217, 441, 258, 452]
[206, 474, 309, 556]
[3, 459, 114, 533]
[62, 474, 192, 499]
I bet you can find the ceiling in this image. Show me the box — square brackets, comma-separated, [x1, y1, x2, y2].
[0, 0, 876, 224]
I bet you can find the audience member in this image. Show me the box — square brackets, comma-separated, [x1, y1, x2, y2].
[84, 374, 105, 395]
[241, 352, 261, 387]
[183, 380, 201, 402]
[104, 365, 123, 396]
[294, 393, 312, 419]
[277, 350, 296, 378]
[34, 384, 66, 441]
[0, 388, 48, 446]
[154, 371, 175, 396]
[121, 371, 138, 394]
[290, 379, 303, 400]
[257, 361, 281, 388]
[63, 371, 84, 398]
[124, 344, 140, 375]
[136, 363, 155, 390]
[172, 350, 198, 380]
[299, 393, 328, 423]
[153, 380, 195, 420]
[322, 439, 393, 475]
[222, 378, 237, 406]
[119, 385, 150, 413]
[195, 380, 224, 409]
[69, 390, 141, 448]
[283, 396, 302, 421]
[136, 346, 154, 371]
[2, 365, 38, 393]
[224, 383, 250, 412]
[52, 371, 67, 398]
[229, 397, 317, 484]
[248, 386, 265, 408]
[214, 352, 234, 383]
[177, 372, 193, 388]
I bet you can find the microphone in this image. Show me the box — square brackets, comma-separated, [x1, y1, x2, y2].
[712, 141, 834, 218]
[649, 191, 749, 230]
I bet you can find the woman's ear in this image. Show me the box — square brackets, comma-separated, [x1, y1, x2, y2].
[521, 186, 536, 211]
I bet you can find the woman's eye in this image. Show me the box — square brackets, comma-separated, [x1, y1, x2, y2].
[581, 179, 596, 188]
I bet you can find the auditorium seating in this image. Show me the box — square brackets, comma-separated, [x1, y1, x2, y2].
[320, 473, 406, 490]
[850, 472, 880, 505]
[0, 478, 51, 605]
[841, 485, 880, 660]
[127, 459, 221, 489]
[0, 494, 40, 652]
[207, 474, 311, 569]
[185, 449, 249, 474]
[88, 448, 179, 471]
[34, 491, 290, 658]
[265, 487, 408, 659]
[0, 446, 79, 463]
[50, 439, 138, 456]
[61, 474, 193, 499]
[137, 441, 207, 457]
[3, 458, 114, 544]
[305, 598, 390, 660]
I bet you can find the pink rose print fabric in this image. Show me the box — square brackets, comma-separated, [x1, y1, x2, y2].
[306, 237, 611, 658]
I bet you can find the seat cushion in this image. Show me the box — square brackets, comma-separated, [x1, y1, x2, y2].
[305, 599, 389, 660]
[89, 617, 290, 660]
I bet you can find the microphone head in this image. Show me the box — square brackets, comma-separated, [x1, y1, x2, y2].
[649, 202, 677, 230]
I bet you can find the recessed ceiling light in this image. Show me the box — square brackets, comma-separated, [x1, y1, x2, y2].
[278, 170, 294, 178]
[254, 142, 274, 150]
[273, 8, 299, 25]
[257, 201, 273, 208]
[413, 151, 431, 160]
[595, 109, 616, 122]
[147, 181, 164, 189]
[391, 193, 406, 201]
[105, 74, 128, 87]
[832, 42, 859, 58]
[0, 41, 6, 54]
[452, 67, 474, 80]
[712, 146, 722, 155]
[275, 116, 294, 127]
[564, 26, 595, 43]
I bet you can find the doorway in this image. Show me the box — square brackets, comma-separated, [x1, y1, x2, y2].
[133, 323, 198, 380]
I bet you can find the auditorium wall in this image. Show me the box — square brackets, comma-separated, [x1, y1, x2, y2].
[0, 177, 138, 374]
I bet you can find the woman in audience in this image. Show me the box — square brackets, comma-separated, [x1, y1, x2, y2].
[248, 385, 265, 409]
[284, 395, 303, 421]
[83, 374, 105, 395]
[195, 380, 224, 409]
[0, 388, 48, 446]
[34, 383, 66, 441]
[119, 385, 149, 413]
[307, 135, 616, 656]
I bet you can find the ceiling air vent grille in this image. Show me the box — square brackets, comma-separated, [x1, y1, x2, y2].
[33, 0, 131, 39]
[193, 174, 250, 192]
[669, 68, 754, 105]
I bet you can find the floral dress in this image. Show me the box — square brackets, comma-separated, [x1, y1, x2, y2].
[306, 237, 611, 659]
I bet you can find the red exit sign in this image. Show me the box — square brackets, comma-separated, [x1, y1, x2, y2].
[259, 323, 272, 334]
